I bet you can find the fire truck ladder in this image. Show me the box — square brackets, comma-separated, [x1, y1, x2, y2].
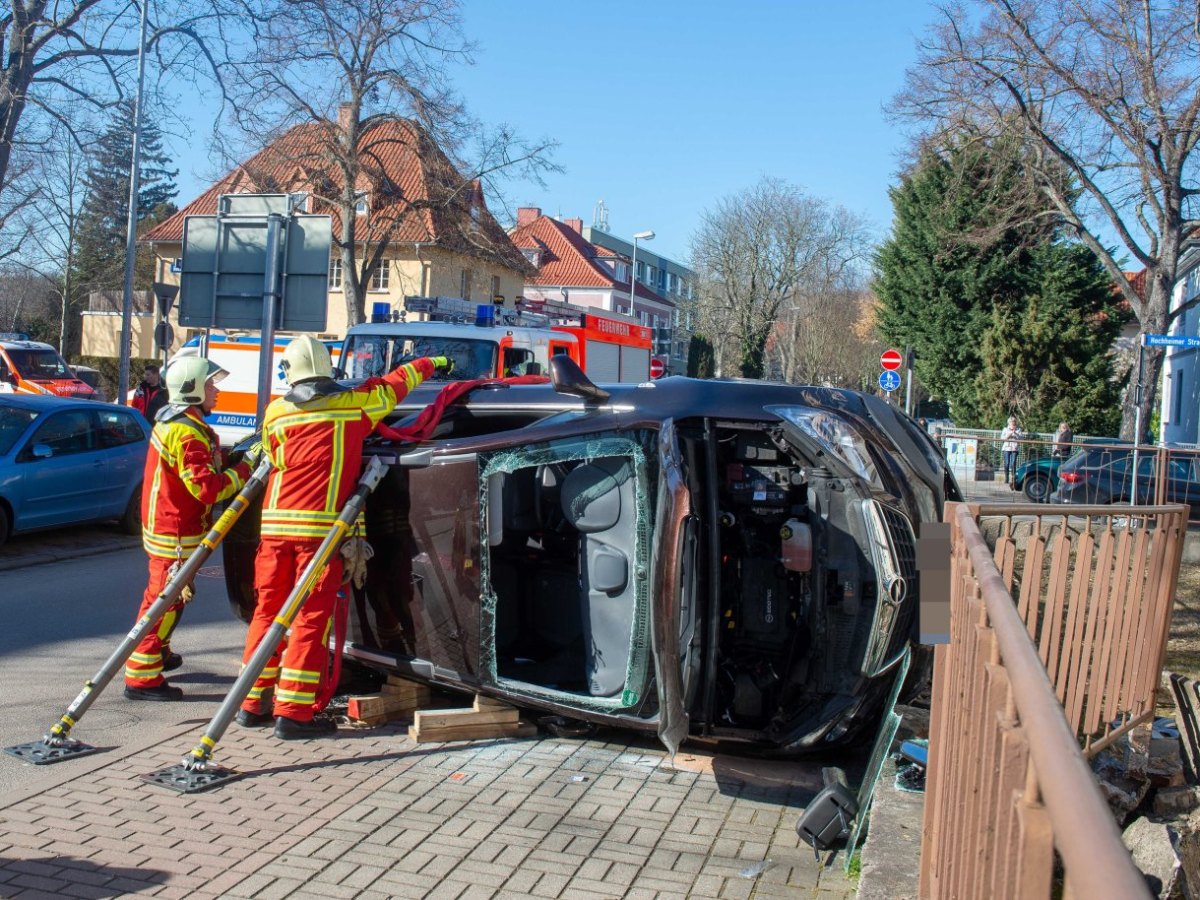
[4, 456, 274, 765]
[141, 455, 388, 793]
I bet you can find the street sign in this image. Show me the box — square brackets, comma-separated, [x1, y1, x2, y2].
[178, 193, 331, 332]
[879, 370, 901, 392]
[649, 357, 666, 379]
[1143, 333, 1200, 348]
[881, 348, 903, 371]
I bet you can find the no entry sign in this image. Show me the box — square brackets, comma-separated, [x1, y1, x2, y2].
[881, 348, 903, 371]
[649, 357, 666, 379]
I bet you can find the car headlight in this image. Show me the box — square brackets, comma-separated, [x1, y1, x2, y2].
[768, 405, 879, 484]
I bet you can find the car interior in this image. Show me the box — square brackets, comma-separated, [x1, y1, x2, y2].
[487, 454, 642, 701]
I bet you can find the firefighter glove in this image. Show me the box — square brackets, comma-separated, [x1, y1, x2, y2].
[430, 356, 455, 375]
[242, 440, 265, 469]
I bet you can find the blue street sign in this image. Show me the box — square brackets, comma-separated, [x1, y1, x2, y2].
[879, 370, 901, 392]
[1143, 333, 1200, 348]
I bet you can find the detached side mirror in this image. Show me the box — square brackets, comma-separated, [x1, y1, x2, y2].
[549, 356, 610, 405]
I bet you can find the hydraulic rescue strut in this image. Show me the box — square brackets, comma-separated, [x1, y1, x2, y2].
[142, 455, 389, 794]
[4, 456, 275, 765]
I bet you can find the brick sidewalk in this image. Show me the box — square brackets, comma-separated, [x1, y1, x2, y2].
[0, 722, 857, 899]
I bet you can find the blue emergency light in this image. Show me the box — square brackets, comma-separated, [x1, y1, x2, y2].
[475, 304, 495, 327]
[370, 302, 391, 324]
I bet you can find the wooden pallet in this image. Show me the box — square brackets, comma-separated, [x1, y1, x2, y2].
[407, 694, 535, 743]
[347, 675, 432, 725]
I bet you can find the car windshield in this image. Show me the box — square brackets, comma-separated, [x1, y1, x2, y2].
[341, 334, 496, 381]
[0, 404, 37, 455]
[7, 348, 69, 378]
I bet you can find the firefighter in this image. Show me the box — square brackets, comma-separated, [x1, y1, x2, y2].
[124, 357, 255, 700]
[237, 335, 451, 739]
[130, 364, 169, 422]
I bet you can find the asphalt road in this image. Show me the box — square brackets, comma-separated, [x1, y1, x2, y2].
[0, 542, 248, 796]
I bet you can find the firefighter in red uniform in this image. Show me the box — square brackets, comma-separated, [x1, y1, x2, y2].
[124, 357, 254, 700]
[236, 335, 451, 739]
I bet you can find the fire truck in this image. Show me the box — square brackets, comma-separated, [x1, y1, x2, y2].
[0, 333, 97, 399]
[339, 296, 654, 383]
[172, 297, 653, 446]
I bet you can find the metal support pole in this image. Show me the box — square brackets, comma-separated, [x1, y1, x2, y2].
[629, 238, 639, 314]
[256, 213, 285, 428]
[1132, 342, 1145, 509]
[904, 345, 914, 416]
[5, 457, 272, 764]
[116, 0, 150, 406]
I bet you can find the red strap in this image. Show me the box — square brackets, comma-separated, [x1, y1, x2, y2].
[315, 587, 350, 713]
[374, 375, 549, 442]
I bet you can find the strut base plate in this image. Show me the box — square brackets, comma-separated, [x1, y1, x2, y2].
[4, 739, 102, 765]
[142, 763, 243, 793]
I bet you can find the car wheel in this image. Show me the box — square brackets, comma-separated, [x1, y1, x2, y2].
[1023, 474, 1052, 503]
[119, 484, 142, 535]
[0, 503, 9, 550]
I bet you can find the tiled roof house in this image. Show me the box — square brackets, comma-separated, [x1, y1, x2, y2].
[508, 208, 673, 327]
[83, 113, 531, 358]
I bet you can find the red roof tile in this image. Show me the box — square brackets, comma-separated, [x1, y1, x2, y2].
[143, 119, 529, 274]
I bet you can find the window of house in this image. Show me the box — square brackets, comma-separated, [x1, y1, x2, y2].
[292, 192, 309, 212]
[522, 247, 541, 268]
[636, 261, 645, 282]
[491, 275, 501, 302]
[329, 257, 343, 290]
[370, 261, 390, 291]
[461, 268, 473, 300]
[355, 193, 368, 215]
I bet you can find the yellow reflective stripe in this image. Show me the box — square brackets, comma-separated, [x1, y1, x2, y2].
[281, 669, 320, 684]
[326, 420, 344, 511]
[124, 669, 161, 680]
[270, 409, 361, 427]
[260, 524, 335, 539]
[262, 509, 340, 521]
[275, 688, 316, 704]
[129, 652, 161, 665]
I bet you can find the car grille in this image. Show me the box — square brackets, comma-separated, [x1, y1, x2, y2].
[860, 500, 918, 677]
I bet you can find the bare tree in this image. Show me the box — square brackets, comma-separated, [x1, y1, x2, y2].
[221, 0, 555, 327]
[771, 286, 880, 389]
[895, 0, 1200, 438]
[688, 177, 871, 378]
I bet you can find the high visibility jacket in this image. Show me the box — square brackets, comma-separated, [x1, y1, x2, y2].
[142, 407, 250, 558]
[259, 359, 435, 541]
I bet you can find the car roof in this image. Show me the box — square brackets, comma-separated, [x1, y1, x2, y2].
[0, 394, 109, 413]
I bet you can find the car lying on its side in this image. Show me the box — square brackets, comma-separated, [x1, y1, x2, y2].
[0, 394, 147, 548]
[1051, 444, 1200, 518]
[222, 361, 961, 755]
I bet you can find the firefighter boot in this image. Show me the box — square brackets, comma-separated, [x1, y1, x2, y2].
[124, 683, 183, 701]
[273, 715, 337, 740]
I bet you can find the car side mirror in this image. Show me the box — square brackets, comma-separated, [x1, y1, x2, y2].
[31, 444, 52, 459]
[549, 356, 610, 405]
[524, 362, 542, 376]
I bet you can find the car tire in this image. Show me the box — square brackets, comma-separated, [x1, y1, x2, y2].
[1023, 474, 1052, 503]
[119, 484, 142, 535]
[0, 503, 9, 550]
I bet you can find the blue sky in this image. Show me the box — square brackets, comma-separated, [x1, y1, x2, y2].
[168, 2, 943, 265]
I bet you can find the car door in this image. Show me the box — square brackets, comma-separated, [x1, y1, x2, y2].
[92, 406, 147, 516]
[15, 408, 101, 529]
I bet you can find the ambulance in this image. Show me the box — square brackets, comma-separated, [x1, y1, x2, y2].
[0, 333, 98, 399]
[338, 296, 654, 383]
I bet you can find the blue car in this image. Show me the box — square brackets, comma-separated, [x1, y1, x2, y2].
[0, 395, 148, 548]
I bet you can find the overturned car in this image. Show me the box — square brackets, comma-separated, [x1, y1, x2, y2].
[223, 361, 959, 755]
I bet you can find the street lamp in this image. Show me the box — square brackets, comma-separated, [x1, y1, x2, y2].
[629, 229, 655, 315]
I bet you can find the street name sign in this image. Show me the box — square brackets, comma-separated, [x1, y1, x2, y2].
[1143, 333, 1200, 349]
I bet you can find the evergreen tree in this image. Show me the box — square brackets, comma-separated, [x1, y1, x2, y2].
[687, 334, 715, 378]
[874, 135, 1125, 430]
[71, 99, 178, 305]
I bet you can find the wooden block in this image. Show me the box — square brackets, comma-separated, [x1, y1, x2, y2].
[348, 691, 424, 721]
[413, 706, 518, 731]
[407, 718, 537, 744]
[473, 694, 514, 711]
[381, 681, 431, 700]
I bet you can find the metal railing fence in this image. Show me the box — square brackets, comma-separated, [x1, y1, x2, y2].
[919, 501, 1185, 899]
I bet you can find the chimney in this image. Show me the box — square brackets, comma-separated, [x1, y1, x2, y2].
[337, 103, 352, 132]
[564, 217, 583, 234]
[516, 207, 541, 227]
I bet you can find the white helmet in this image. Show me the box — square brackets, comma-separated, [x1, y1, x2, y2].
[165, 357, 227, 405]
[281, 335, 332, 385]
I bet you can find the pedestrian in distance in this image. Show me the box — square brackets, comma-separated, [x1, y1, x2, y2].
[236, 335, 453, 740]
[124, 358, 256, 700]
[1053, 420, 1074, 459]
[1000, 416, 1024, 489]
[130, 364, 169, 422]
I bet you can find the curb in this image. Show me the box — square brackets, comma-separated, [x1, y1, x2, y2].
[0, 534, 140, 573]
